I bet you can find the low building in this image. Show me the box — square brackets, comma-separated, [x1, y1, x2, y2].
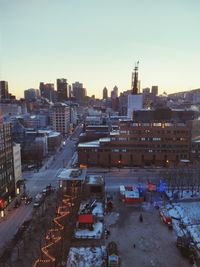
[57, 168, 87, 195]
[84, 175, 104, 199]
[120, 185, 144, 203]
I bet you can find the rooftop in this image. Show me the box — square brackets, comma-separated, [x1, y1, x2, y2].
[86, 175, 104, 185]
[57, 168, 87, 181]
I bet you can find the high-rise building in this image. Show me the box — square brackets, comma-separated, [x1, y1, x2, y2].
[111, 86, 118, 99]
[72, 82, 87, 103]
[52, 103, 70, 137]
[127, 63, 143, 119]
[0, 81, 9, 100]
[0, 123, 15, 214]
[152, 86, 158, 96]
[39, 82, 55, 102]
[57, 78, 68, 102]
[24, 88, 40, 101]
[103, 87, 108, 99]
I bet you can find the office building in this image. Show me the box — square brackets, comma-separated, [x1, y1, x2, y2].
[52, 103, 70, 137]
[0, 81, 9, 100]
[57, 78, 68, 102]
[152, 86, 158, 96]
[103, 87, 108, 99]
[0, 123, 15, 213]
[72, 82, 87, 103]
[24, 88, 40, 101]
[39, 82, 55, 102]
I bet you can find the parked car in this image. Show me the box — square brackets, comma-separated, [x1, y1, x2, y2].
[20, 192, 28, 201]
[25, 197, 32, 205]
[19, 219, 31, 230]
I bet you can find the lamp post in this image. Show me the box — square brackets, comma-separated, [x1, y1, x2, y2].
[118, 160, 121, 172]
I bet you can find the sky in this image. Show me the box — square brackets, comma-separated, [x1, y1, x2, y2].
[0, 0, 200, 99]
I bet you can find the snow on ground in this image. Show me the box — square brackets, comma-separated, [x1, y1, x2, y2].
[79, 201, 104, 218]
[67, 246, 106, 267]
[166, 189, 200, 201]
[167, 201, 200, 246]
[75, 222, 103, 239]
[92, 202, 104, 218]
[173, 202, 200, 224]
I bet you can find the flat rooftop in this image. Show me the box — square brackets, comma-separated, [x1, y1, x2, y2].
[57, 168, 87, 181]
[86, 175, 104, 185]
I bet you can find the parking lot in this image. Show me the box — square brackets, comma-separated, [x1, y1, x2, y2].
[105, 192, 191, 267]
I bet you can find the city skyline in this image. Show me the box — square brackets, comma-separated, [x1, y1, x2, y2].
[0, 0, 200, 99]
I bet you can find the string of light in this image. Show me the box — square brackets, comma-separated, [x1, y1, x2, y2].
[33, 194, 75, 267]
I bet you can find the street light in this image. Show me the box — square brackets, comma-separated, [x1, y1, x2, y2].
[118, 160, 121, 172]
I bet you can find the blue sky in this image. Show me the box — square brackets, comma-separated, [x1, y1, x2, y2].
[0, 0, 200, 98]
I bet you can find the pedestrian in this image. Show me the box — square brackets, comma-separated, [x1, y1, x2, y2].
[133, 243, 136, 248]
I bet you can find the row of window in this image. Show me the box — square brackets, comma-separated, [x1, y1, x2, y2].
[120, 130, 189, 135]
[80, 148, 189, 154]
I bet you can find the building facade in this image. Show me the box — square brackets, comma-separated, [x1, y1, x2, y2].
[52, 103, 70, 137]
[24, 88, 40, 101]
[0, 81, 9, 100]
[0, 123, 15, 212]
[78, 109, 194, 167]
[13, 143, 22, 195]
[72, 82, 87, 103]
[57, 78, 68, 102]
[39, 82, 55, 102]
[103, 87, 108, 99]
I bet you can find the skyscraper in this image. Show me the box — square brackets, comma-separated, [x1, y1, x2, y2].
[152, 86, 158, 96]
[103, 87, 108, 99]
[127, 63, 143, 119]
[111, 86, 118, 99]
[57, 78, 68, 102]
[72, 82, 87, 103]
[24, 88, 40, 101]
[0, 81, 9, 100]
[39, 82, 55, 102]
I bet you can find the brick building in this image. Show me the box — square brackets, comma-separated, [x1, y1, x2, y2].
[78, 109, 194, 167]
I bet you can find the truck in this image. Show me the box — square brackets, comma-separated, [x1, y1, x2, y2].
[107, 242, 120, 267]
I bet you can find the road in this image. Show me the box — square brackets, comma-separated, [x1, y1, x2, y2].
[87, 167, 162, 192]
[0, 124, 82, 251]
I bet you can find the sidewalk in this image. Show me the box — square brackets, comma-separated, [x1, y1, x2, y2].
[0, 192, 23, 222]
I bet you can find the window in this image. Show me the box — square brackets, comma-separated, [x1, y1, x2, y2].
[153, 137, 161, 141]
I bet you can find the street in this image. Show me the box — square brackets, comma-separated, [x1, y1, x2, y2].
[0, 125, 82, 251]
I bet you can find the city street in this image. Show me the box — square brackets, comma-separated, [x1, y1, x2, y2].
[0, 125, 82, 251]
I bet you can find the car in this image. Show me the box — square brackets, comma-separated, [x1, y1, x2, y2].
[20, 193, 28, 201]
[19, 219, 31, 231]
[25, 197, 32, 205]
[33, 202, 40, 207]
